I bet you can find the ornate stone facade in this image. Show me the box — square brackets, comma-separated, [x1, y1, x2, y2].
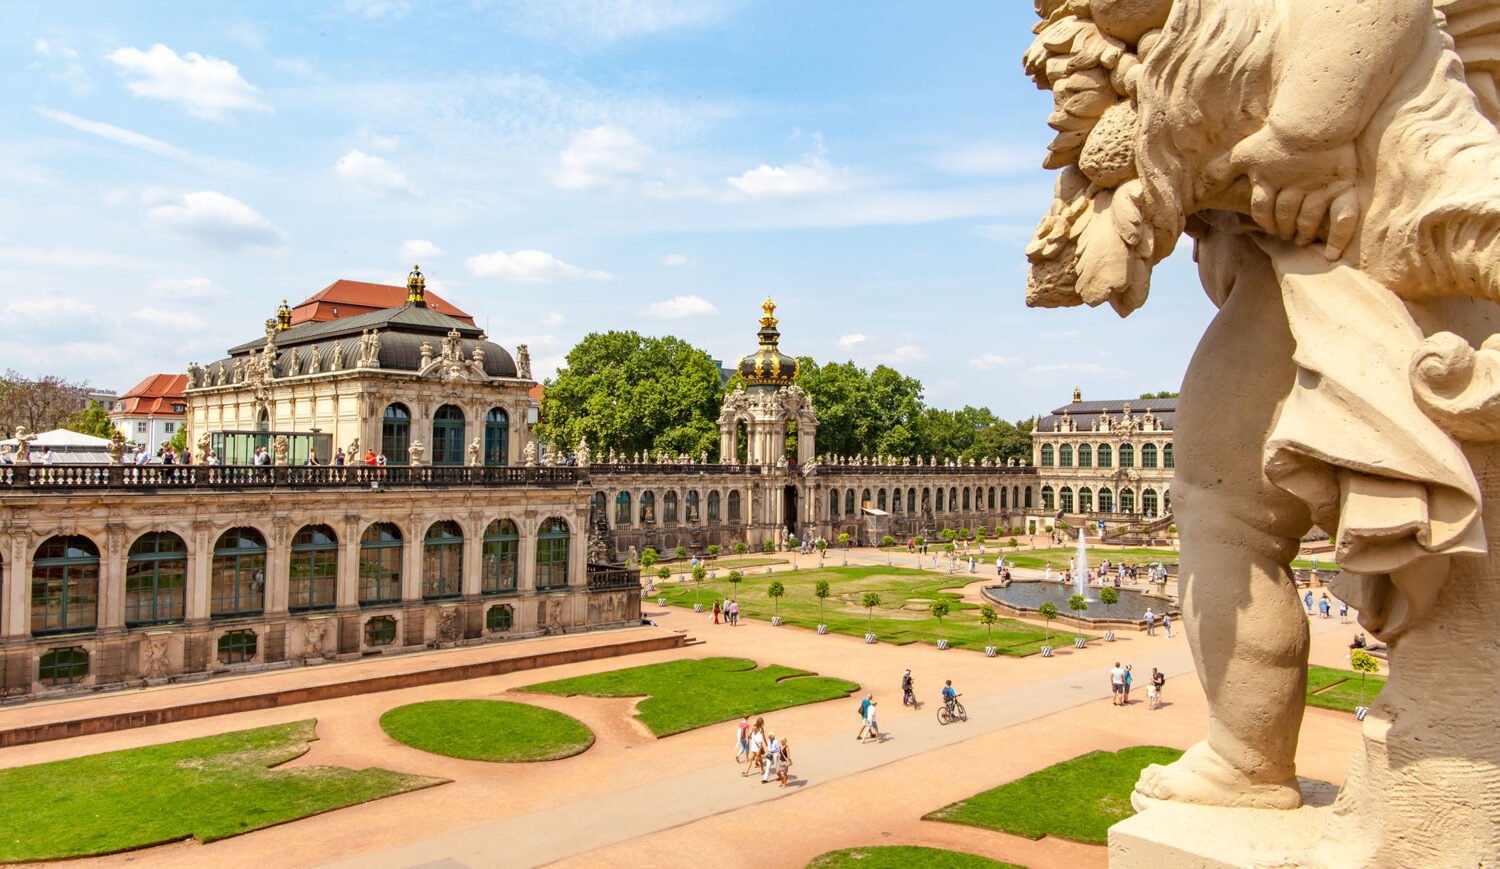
[1031, 389, 1175, 526]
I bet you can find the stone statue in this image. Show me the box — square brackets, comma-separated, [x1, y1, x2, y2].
[271, 435, 289, 466]
[523, 440, 537, 467]
[408, 440, 425, 466]
[302, 620, 327, 660]
[1024, 0, 1500, 863]
[576, 437, 591, 467]
[467, 437, 482, 466]
[306, 343, 321, 374]
[626, 545, 638, 567]
[419, 341, 433, 369]
[358, 329, 382, 368]
[436, 608, 459, 643]
[331, 341, 343, 371]
[13, 426, 34, 463]
[186, 361, 200, 388]
[143, 637, 170, 679]
[196, 431, 210, 462]
[347, 437, 359, 460]
[516, 343, 532, 380]
[107, 429, 126, 464]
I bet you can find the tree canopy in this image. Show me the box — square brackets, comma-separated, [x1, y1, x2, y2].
[1138, 391, 1179, 399]
[66, 401, 117, 440]
[0, 371, 93, 438]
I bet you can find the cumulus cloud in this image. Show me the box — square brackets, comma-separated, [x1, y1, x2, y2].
[129, 307, 206, 331]
[727, 133, 849, 199]
[34, 39, 91, 95]
[877, 344, 926, 363]
[648, 295, 717, 319]
[399, 239, 443, 262]
[969, 353, 1020, 370]
[148, 277, 229, 300]
[106, 44, 269, 119]
[837, 333, 866, 349]
[465, 249, 615, 283]
[335, 149, 420, 198]
[146, 191, 287, 251]
[552, 125, 652, 190]
[660, 253, 693, 267]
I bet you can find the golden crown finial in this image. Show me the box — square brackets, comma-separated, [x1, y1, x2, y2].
[759, 296, 778, 331]
[407, 264, 426, 307]
[276, 298, 292, 330]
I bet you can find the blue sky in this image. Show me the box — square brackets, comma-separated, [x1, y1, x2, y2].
[2, 1, 1213, 418]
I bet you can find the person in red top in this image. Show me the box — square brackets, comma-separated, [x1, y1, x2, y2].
[364, 449, 377, 466]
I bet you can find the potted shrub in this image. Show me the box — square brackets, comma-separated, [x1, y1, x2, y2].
[1099, 586, 1119, 641]
[1351, 649, 1380, 720]
[941, 528, 957, 544]
[1008, 537, 1019, 549]
[762, 539, 775, 554]
[838, 532, 851, 549]
[706, 544, 720, 557]
[861, 592, 882, 643]
[914, 535, 926, 552]
[675, 545, 688, 560]
[640, 547, 658, 570]
[931, 600, 951, 649]
[1068, 594, 1089, 648]
[691, 565, 707, 612]
[814, 579, 831, 634]
[979, 604, 999, 657]
[727, 569, 743, 601]
[881, 534, 896, 547]
[735, 541, 749, 556]
[768, 580, 785, 625]
[1038, 601, 1058, 656]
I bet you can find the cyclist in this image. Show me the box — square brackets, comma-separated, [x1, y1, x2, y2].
[941, 679, 958, 710]
[901, 670, 916, 706]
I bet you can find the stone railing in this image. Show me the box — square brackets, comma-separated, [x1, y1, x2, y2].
[588, 463, 757, 475]
[813, 464, 1037, 476]
[586, 562, 642, 591]
[0, 463, 581, 491]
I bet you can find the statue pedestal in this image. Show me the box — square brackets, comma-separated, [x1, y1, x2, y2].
[1110, 782, 1337, 868]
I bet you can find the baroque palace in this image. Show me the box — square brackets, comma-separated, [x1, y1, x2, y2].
[0, 269, 1173, 699]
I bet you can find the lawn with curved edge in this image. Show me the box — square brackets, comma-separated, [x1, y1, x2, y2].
[925, 746, 1183, 845]
[380, 700, 595, 762]
[807, 846, 1025, 868]
[0, 719, 444, 862]
[522, 657, 860, 736]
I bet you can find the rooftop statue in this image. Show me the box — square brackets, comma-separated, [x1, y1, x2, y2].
[1024, 0, 1500, 863]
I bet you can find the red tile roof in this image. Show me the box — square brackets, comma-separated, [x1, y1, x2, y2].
[113, 373, 188, 417]
[290, 279, 475, 326]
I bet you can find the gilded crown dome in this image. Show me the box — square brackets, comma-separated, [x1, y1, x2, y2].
[736, 297, 799, 389]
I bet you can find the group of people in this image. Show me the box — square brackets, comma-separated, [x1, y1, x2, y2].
[735, 715, 793, 786]
[711, 598, 741, 625]
[1142, 608, 1174, 638]
[1110, 661, 1167, 710]
[1304, 589, 1348, 621]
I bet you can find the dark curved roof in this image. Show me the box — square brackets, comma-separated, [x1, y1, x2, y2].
[1035, 397, 1176, 433]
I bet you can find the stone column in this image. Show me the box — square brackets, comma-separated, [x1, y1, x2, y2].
[518, 513, 538, 593]
[336, 515, 360, 609]
[264, 518, 290, 616]
[3, 531, 30, 640]
[569, 513, 589, 588]
[461, 515, 483, 597]
[186, 520, 213, 623]
[401, 516, 423, 602]
[98, 523, 127, 633]
[719, 424, 735, 464]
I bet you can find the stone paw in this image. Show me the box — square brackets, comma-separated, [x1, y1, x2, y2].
[1133, 741, 1303, 811]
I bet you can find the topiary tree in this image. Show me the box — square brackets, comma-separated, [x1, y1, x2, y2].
[976, 526, 989, 538]
[815, 537, 828, 555]
[655, 565, 671, 584]
[914, 535, 926, 549]
[944, 543, 955, 555]
[941, 528, 957, 543]
[1069, 593, 1089, 622]
[838, 532, 851, 548]
[768, 580, 785, 617]
[979, 604, 999, 647]
[762, 539, 775, 553]
[1099, 586, 1119, 620]
[640, 548, 658, 569]
[675, 545, 688, 559]
[930, 600, 951, 644]
[861, 592, 882, 635]
[814, 579, 831, 623]
[1038, 601, 1058, 646]
[957, 527, 971, 540]
[691, 564, 707, 607]
[1008, 537, 1019, 549]
[1351, 649, 1380, 708]
[706, 544, 720, 557]
[727, 569, 743, 600]
[735, 541, 749, 555]
[881, 534, 896, 547]
[975, 531, 987, 546]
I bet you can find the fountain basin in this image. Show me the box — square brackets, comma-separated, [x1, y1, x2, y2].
[983, 581, 1178, 627]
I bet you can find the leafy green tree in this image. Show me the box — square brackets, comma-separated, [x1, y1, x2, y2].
[1099, 586, 1119, 620]
[691, 565, 707, 607]
[880, 534, 895, 547]
[979, 604, 999, 646]
[814, 579, 831, 623]
[655, 565, 671, 584]
[0, 370, 93, 438]
[639, 548, 658, 569]
[1351, 649, 1380, 707]
[1069, 594, 1089, 618]
[930, 600, 951, 643]
[538, 331, 724, 459]
[795, 358, 924, 458]
[767, 580, 785, 617]
[941, 529, 957, 543]
[1038, 601, 1058, 646]
[166, 426, 188, 453]
[706, 544, 720, 557]
[674, 545, 688, 559]
[727, 569, 743, 600]
[914, 535, 925, 549]
[861, 592, 882, 635]
[957, 527, 971, 539]
[815, 537, 828, 554]
[1139, 390, 1180, 399]
[735, 542, 749, 555]
[762, 539, 775, 553]
[837, 532, 851, 548]
[66, 401, 116, 439]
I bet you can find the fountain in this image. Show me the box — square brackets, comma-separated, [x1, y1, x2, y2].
[1074, 528, 1091, 601]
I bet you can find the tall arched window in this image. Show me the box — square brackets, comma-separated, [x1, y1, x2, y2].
[708, 491, 721, 522]
[988, 486, 996, 510]
[1059, 486, 1074, 513]
[1024, 486, 1034, 508]
[877, 489, 888, 511]
[432, 405, 465, 466]
[615, 491, 632, 525]
[1079, 487, 1094, 513]
[382, 403, 410, 465]
[728, 490, 742, 521]
[936, 488, 945, 512]
[212, 528, 266, 619]
[829, 489, 840, 518]
[949, 487, 958, 512]
[289, 524, 338, 612]
[1097, 444, 1113, 468]
[126, 532, 186, 627]
[1163, 443, 1175, 468]
[685, 490, 700, 522]
[33, 536, 100, 635]
[1143, 489, 1159, 516]
[359, 523, 402, 606]
[861, 489, 872, 509]
[1002, 487, 1009, 508]
[1119, 443, 1135, 468]
[963, 488, 971, 510]
[922, 488, 931, 513]
[484, 408, 510, 466]
[845, 490, 855, 515]
[1012, 486, 1020, 509]
[640, 491, 657, 524]
[1041, 486, 1055, 511]
[1098, 487, 1115, 512]
[1141, 443, 1159, 468]
[663, 491, 679, 523]
[483, 519, 519, 594]
[907, 488, 916, 513]
[1041, 444, 1055, 467]
[1059, 444, 1073, 467]
[536, 518, 570, 590]
[1120, 488, 1136, 513]
[1078, 444, 1093, 467]
[422, 521, 463, 600]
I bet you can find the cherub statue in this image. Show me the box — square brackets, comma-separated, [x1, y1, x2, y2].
[516, 343, 532, 380]
[467, 437, 482, 466]
[407, 439, 425, 466]
[523, 440, 537, 467]
[1025, 0, 1500, 858]
[13, 426, 34, 463]
[576, 437, 591, 467]
[272, 435, 289, 466]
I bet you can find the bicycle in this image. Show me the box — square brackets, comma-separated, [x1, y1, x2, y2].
[902, 684, 917, 707]
[937, 694, 966, 725]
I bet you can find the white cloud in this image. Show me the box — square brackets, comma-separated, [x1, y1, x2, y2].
[129, 307, 206, 331]
[507, 0, 740, 44]
[3, 297, 96, 319]
[727, 140, 849, 199]
[34, 107, 248, 175]
[837, 333, 866, 349]
[335, 149, 420, 198]
[969, 353, 1020, 370]
[539, 312, 566, 327]
[1039, 329, 1080, 341]
[146, 191, 288, 251]
[552, 125, 652, 190]
[660, 253, 694, 267]
[148, 277, 229, 301]
[33, 39, 91, 95]
[105, 44, 268, 119]
[399, 239, 443, 262]
[648, 294, 717, 318]
[465, 249, 615, 283]
[877, 344, 926, 363]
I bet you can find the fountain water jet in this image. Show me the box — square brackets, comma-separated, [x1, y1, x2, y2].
[1075, 528, 1092, 601]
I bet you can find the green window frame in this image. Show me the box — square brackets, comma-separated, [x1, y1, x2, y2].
[829, 489, 839, 518]
[365, 615, 397, 646]
[486, 604, 513, 633]
[936, 488, 945, 512]
[1060, 487, 1074, 513]
[1121, 488, 1136, 513]
[1141, 443, 1159, 469]
[1097, 444, 1113, 468]
[432, 404, 465, 466]
[1143, 489, 1160, 516]
[1099, 488, 1115, 512]
[963, 488, 971, 511]
[423, 521, 463, 600]
[1059, 444, 1073, 467]
[1042, 486, 1055, 511]
[32, 536, 100, 636]
[728, 490, 742, 521]
[615, 491, 632, 526]
[382, 403, 411, 465]
[535, 517, 570, 590]
[484, 407, 510, 466]
[1164, 443, 1175, 469]
[211, 528, 266, 619]
[663, 491, 678, 523]
[639, 491, 656, 524]
[1119, 443, 1135, 468]
[482, 519, 519, 595]
[217, 630, 257, 664]
[1078, 444, 1093, 467]
[39, 646, 88, 686]
[1079, 487, 1094, 513]
[844, 490, 854, 515]
[126, 532, 187, 627]
[1040, 444, 1054, 467]
[289, 524, 338, 613]
[707, 491, 721, 522]
[359, 523, 403, 606]
[685, 490, 700, 522]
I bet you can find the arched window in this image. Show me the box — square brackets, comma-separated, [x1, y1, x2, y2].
[829, 489, 840, 518]
[949, 487, 958, 512]
[1164, 443, 1175, 469]
[536, 518, 570, 590]
[1059, 444, 1073, 467]
[211, 528, 265, 619]
[290, 524, 338, 612]
[663, 491, 679, 523]
[845, 490, 855, 515]
[861, 489, 872, 509]
[1141, 443, 1158, 469]
[382, 403, 411, 465]
[728, 490, 743, 521]
[590, 491, 607, 521]
[640, 491, 657, 524]
[907, 488, 916, 513]
[1079, 487, 1094, 513]
[1097, 444, 1113, 468]
[685, 490, 701, 522]
[1041, 486, 1055, 511]
[1078, 444, 1093, 467]
[359, 523, 402, 606]
[988, 486, 997, 510]
[1120, 488, 1136, 513]
[1119, 443, 1135, 469]
[432, 405, 465, 466]
[708, 491, 721, 522]
[1059, 486, 1074, 513]
[484, 408, 510, 466]
[1164, 489, 1173, 513]
[422, 521, 463, 600]
[1142, 489, 1159, 516]
[892, 489, 902, 513]
[1012, 486, 1020, 509]
[936, 488, 945, 512]
[1024, 486, 1034, 508]
[615, 491, 632, 526]
[1040, 444, 1055, 467]
[126, 532, 186, 627]
[483, 519, 519, 594]
[922, 488, 932, 513]
[877, 489, 888, 511]
[963, 488, 971, 510]
[1001, 486, 1009, 509]
[1098, 487, 1114, 512]
[33, 536, 100, 635]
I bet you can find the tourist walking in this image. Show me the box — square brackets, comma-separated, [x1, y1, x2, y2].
[762, 733, 781, 783]
[712, 600, 721, 624]
[777, 737, 792, 787]
[861, 699, 880, 742]
[1319, 594, 1331, 619]
[1144, 608, 1156, 637]
[744, 718, 766, 776]
[1123, 665, 1133, 704]
[1162, 612, 1174, 638]
[1304, 589, 1314, 614]
[1339, 599, 1349, 623]
[901, 669, 916, 706]
[735, 714, 750, 763]
[729, 600, 740, 626]
[856, 694, 872, 739]
[1110, 662, 1126, 706]
[1150, 668, 1165, 709]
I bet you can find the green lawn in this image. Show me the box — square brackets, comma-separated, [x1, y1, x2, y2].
[0, 720, 443, 862]
[658, 556, 787, 575]
[380, 700, 595, 762]
[1001, 547, 1177, 570]
[654, 565, 1086, 655]
[808, 846, 1024, 869]
[925, 746, 1183, 845]
[1306, 665, 1385, 713]
[522, 657, 859, 736]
